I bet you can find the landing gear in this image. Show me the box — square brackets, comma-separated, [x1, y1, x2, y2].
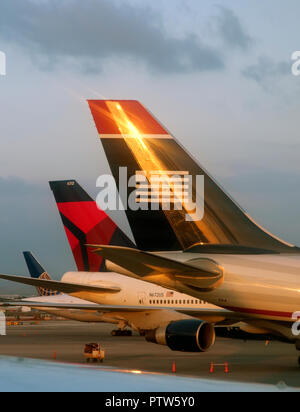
[111, 329, 133, 337]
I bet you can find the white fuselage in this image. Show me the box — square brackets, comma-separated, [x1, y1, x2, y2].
[24, 272, 219, 332]
[136, 251, 300, 340]
[26, 253, 300, 339]
[162, 253, 300, 320]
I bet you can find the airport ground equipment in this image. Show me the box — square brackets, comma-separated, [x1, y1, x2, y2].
[84, 343, 105, 363]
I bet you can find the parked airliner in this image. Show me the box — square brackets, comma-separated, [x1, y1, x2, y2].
[0, 181, 234, 344]
[16, 251, 225, 338]
[83, 99, 300, 362]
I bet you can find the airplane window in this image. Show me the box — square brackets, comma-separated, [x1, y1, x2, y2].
[175, 300, 178, 304]
[191, 300, 194, 304]
[164, 300, 166, 304]
[183, 300, 185, 304]
[187, 300, 190, 304]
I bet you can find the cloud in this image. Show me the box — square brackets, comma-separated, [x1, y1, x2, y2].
[0, 0, 224, 74]
[242, 56, 290, 87]
[0, 177, 75, 294]
[215, 6, 253, 50]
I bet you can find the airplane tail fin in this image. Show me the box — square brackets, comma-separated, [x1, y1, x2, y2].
[23, 252, 60, 296]
[88, 100, 297, 253]
[49, 180, 135, 272]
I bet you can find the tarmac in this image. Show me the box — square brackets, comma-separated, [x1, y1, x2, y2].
[0, 321, 299, 389]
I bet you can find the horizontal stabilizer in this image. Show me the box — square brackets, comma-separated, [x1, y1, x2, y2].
[0, 274, 121, 294]
[89, 245, 223, 291]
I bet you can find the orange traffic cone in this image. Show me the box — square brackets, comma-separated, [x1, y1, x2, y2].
[210, 362, 214, 373]
[225, 362, 229, 373]
[172, 361, 176, 373]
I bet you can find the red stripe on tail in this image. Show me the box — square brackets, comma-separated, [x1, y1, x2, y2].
[88, 100, 169, 135]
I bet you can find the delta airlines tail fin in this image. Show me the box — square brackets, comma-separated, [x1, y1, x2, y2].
[49, 180, 135, 272]
[88, 100, 298, 253]
[23, 252, 60, 296]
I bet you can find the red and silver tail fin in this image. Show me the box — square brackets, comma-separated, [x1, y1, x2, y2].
[88, 100, 296, 254]
[49, 180, 135, 272]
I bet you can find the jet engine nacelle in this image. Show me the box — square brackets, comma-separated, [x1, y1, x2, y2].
[145, 319, 215, 352]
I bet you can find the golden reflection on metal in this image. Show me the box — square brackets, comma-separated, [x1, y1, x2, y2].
[104, 101, 213, 249]
[90, 100, 298, 252]
[107, 102, 148, 150]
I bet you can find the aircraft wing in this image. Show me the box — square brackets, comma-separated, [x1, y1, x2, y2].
[0, 300, 240, 322]
[0, 301, 251, 327]
[0, 301, 148, 312]
[0, 356, 295, 392]
[0, 301, 229, 314]
[0, 274, 121, 294]
[89, 245, 223, 291]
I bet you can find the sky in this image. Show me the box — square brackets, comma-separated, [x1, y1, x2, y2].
[0, 0, 300, 294]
